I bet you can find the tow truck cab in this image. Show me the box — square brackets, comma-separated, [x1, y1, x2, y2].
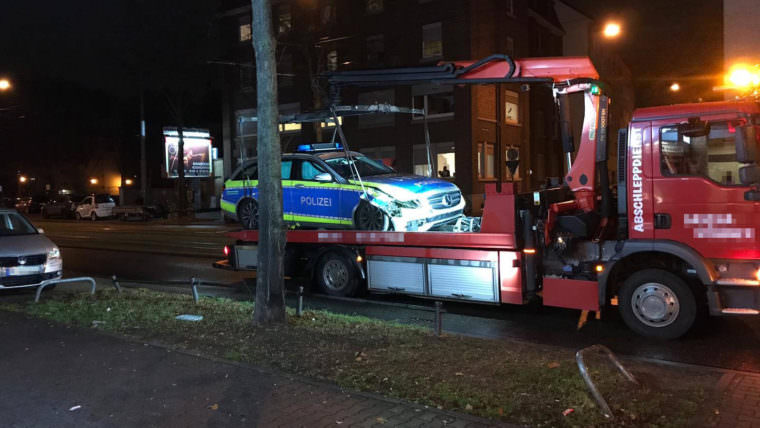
[618, 101, 760, 313]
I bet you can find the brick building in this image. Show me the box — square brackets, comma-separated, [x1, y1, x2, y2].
[217, 0, 586, 213]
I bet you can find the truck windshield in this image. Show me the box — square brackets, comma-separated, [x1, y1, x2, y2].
[0, 213, 38, 236]
[324, 155, 394, 178]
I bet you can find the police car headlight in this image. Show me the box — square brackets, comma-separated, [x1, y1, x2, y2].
[396, 199, 420, 209]
[47, 247, 60, 260]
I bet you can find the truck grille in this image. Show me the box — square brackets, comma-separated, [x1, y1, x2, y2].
[0, 272, 58, 288]
[0, 254, 47, 268]
[428, 191, 462, 210]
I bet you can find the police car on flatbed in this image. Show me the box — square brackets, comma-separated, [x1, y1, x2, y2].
[221, 144, 465, 231]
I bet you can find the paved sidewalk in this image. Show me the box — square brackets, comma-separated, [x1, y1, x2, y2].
[707, 371, 760, 428]
[0, 310, 502, 428]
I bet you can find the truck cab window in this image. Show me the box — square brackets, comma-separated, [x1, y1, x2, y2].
[660, 122, 743, 185]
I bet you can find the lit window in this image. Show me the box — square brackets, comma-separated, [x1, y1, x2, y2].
[366, 0, 383, 15]
[279, 123, 302, 133]
[239, 23, 252, 42]
[320, 116, 343, 128]
[477, 142, 496, 180]
[414, 143, 455, 178]
[422, 22, 443, 59]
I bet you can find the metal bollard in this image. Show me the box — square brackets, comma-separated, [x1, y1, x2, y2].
[297, 286, 304, 317]
[434, 301, 443, 337]
[111, 275, 122, 293]
[576, 344, 639, 419]
[191, 277, 200, 304]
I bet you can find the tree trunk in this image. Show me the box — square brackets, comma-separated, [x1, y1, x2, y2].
[251, 0, 286, 325]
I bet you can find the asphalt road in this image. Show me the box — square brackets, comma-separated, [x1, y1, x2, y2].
[21, 216, 760, 373]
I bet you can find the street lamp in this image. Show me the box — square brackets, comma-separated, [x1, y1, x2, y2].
[89, 178, 98, 185]
[18, 175, 27, 183]
[0, 79, 11, 91]
[124, 179, 134, 186]
[670, 82, 681, 92]
[602, 22, 622, 39]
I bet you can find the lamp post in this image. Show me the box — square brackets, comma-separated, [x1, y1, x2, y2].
[0, 79, 11, 91]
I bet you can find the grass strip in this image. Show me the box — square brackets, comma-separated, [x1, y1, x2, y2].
[0, 289, 716, 427]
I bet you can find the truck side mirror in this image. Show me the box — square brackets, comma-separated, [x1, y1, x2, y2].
[739, 164, 760, 186]
[735, 125, 758, 164]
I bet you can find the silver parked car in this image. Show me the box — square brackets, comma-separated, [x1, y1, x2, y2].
[0, 209, 62, 289]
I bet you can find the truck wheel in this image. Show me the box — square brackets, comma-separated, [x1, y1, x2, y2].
[237, 199, 259, 230]
[315, 252, 360, 297]
[354, 201, 390, 231]
[618, 269, 697, 340]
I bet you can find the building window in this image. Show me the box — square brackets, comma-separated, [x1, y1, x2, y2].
[366, 0, 383, 14]
[239, 23, 252, 42]
[477, 142, 496, 180]
[412, 85, 455, 119]
[326, 50, 338, 71]
[278, 52, 294, 87]
[321, 0, 336, 25]
[240, 67, 254, 92]
[414, 143, 455, 178]
[422, 22, 443, 60]
[366, 34, 385, 66]
[279, 123, 302, 134]
[278, 4, 292, 35]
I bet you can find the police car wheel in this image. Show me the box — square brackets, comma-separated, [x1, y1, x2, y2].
[316, 252, 360, 297]
[355, 201, 390, 231]
[237, 199, 259, 230]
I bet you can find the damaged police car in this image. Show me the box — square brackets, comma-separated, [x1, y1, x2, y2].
[222, 144, 465, 231]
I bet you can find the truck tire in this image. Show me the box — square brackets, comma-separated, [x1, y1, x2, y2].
[237, 198, 259, 230]
[618, 269, 697, 340]
[315, 252, 360, 297]
[354, 201, 390, 231]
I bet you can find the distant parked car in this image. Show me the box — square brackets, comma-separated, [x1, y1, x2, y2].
[41, 195, 77, 219]
[75, 194, 115, 221]
[0, 209, 62, 289]
[15, 195, 46, 214]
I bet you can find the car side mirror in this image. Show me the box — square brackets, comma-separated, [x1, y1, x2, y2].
[314, 173, 333, 183]
[37, 228, 44, 234]
[736, 125, 758, 163]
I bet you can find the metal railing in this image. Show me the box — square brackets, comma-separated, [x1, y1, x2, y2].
[576, 344, 639, 419]
[35, 277, 97, 303]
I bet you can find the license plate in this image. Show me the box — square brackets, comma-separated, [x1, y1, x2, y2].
[1, 265, 43, 277]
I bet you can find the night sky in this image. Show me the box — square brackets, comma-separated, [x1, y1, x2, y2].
[0, 0, 727, 196]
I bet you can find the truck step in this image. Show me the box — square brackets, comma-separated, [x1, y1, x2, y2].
[721, 308, 760, 315]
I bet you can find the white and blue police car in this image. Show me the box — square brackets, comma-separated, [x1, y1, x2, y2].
[221, 144, 465, 231]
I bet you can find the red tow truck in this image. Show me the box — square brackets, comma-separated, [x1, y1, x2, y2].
[217, 55, 760, 339]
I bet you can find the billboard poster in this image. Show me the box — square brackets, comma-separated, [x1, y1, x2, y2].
[163, 128, 213, 178]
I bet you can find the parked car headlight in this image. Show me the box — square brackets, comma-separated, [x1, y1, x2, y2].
[395, 199, 421, 209]
[47, 247, 60, 259]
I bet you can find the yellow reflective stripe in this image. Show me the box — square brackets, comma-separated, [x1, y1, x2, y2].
[226, 179, 258, 188]
[286, 214, 353, 225]
[220, 200, 236, 213]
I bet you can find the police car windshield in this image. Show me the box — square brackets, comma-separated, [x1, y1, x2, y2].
[324, 156, 393, 178]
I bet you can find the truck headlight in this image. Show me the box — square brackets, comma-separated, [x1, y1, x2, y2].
[47, 247, 60, 259]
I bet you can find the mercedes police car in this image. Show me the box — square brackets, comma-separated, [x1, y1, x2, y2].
[221, 144, 465, 231]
